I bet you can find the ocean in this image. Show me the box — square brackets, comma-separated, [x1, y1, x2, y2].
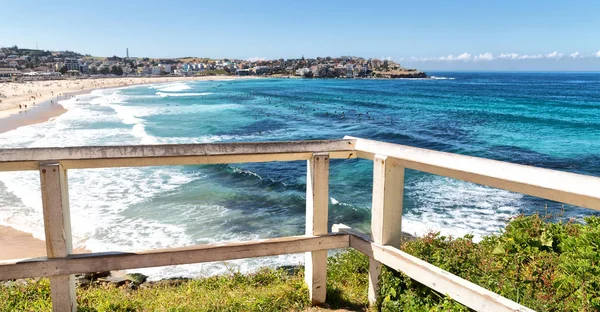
[1, 72, 599, 279]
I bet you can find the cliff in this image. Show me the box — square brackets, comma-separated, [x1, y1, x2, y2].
[373, 68, 428, 78]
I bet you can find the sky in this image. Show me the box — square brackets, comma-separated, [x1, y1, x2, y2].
[2, 0, 600, 71]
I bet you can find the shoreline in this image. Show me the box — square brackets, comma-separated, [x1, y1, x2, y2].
[0, 76, 260, 258]
[0, 225, 87, 261]
[0, 225, 48, 260]
[0, 76, 257, 135]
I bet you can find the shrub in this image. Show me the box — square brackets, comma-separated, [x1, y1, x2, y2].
[379, 214, 600, 311]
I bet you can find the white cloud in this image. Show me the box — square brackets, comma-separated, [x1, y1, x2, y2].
[498, 53, 519, 60]
[474, 53, 494, 61]
[524, 54, 544, 60]
[545, 51, 563, 59]
[404, 51, 599, 62]
[438, 53, 473, 61]
[246, 56, 266, 62]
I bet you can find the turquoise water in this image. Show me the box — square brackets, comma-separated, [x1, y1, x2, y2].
[1, 73, 599, 278]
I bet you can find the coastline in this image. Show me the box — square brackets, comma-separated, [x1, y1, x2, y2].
[0, 225, 48, 260]
[0, 225, 91, 261]
[0, 76, 257, 134]
[0, 76, 259, 260]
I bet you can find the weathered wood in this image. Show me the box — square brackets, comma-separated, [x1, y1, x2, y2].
[305, 152, 330, 304]
[0, 234, 349, 281]
[0, 151, 356, 171]
[368, 155, 405, 305]
[39, 162, 76, 312]
[0, 139, 356, 171]
[345, 231, 535, 312]
[371, 155, 404, 247]
[348, 136, 600, 211]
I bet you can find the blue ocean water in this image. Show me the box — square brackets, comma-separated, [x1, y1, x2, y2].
[1, 72, 599, 278]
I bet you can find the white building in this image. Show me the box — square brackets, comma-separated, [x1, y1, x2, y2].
[64, 58, 80, 71]
[151, 66, 161, 75]
[295, 68, 310, 76]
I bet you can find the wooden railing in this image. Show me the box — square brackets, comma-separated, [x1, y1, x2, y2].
[1, 137, 600, 311]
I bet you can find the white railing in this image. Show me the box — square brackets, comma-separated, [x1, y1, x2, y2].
[2, 137, 600, 311]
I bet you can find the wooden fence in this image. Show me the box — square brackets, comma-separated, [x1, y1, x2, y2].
[1, 137, 600, 311]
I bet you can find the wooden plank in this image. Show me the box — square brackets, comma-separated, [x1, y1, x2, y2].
[305, 152, 330, 304]
[368, 155, 405, 305]
[345, 232, 535, 312]
[0, 234, 349, 281]
[39, 162, 76, 312]
[371, 155, 404, 247]
[348, 136, 600, 211]
[0, 151, 356, 172]
[0, 139, 355, 167]
[0, 146, 356, 173]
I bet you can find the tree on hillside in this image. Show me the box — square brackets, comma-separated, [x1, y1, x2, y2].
[59, 66, 67, 75]
[110, 65, 123, 75]
[90, 66, 98, 75]
[99, 66, 110, 75]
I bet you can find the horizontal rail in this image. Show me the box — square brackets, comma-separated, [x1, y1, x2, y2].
[333, 225, 534, 312]
[0, 234, 349, 281]
[0, 151, 356, 171]
[0, 139, 356, 171]
[349, 136, 600, 211]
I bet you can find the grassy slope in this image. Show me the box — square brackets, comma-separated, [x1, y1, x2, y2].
[2, 215, 599, 311]
[0, 252, 370, 312]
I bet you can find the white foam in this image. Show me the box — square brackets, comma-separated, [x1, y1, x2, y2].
[430, 76, 456, 80]
[156, 92, 212, 97]
[401, 175, 522, 241]
[154, 82, 192, 92]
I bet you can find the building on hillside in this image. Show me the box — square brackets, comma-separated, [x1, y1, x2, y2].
[64, 58, 80, 71]
[151, 66, 161, 75]
[254, 66, 270, 75]
[295, 68, 310, 76]
[0, 67, 18, 77]
[346, 64, 354, 78]
[235, 69, 250, 76]
[33, 66, 51, 72]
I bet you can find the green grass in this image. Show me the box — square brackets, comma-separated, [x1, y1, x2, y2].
[2, 214, 600, 311]
[0, 254, 369, 312]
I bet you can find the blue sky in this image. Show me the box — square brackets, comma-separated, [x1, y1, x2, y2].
[2, 0, 600, 70]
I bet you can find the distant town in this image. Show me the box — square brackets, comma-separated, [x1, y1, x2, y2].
[0, 46, 427, 80]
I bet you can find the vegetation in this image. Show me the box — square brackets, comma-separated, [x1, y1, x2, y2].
[196, 69, 228, 76]
[110, 65, 123, 76]
[1, 215, 599, 311]
[379, 214, 600, 311]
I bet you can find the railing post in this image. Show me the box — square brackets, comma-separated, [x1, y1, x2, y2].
[305, 152, 330, 304]
[40, 162, 76, 312]
[369, 154, 404, 306]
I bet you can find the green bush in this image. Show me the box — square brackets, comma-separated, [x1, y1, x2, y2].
[379, 214, 600, 311]
[2, 215, 599, 311]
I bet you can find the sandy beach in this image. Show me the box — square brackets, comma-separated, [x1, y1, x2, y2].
[0, 76, 251, 120]
[0, 76, 255, 261]
[0, 226, 47, 260]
